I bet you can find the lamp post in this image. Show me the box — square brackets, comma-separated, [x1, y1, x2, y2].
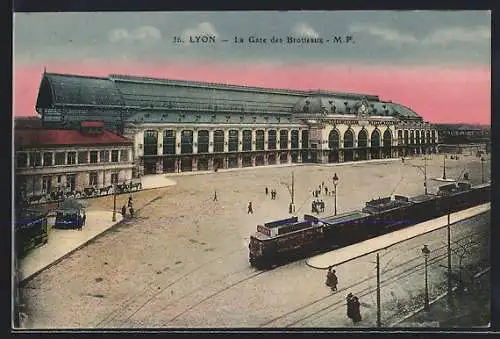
[442, 154, 447, 180]
[421, 245, 431, 311]
[332, 172, 339, 216]
[481, 157, 485, 183]
[112, 183, 117, 222]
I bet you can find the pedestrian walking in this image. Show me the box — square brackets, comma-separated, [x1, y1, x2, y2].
[265, 187, 269, 195]
[326, 267, 338, 292]
[351, 296, 362, 323]
[320, 200, 325, 213]
[128, 196, 133, 208]
[213, 190, 218, 201]
[346, 293, 354, 320]
[325, 187, 328, 195]
[247, 201, 253, 214]
[401, 157, 405, 164]
[121, 205, 127, 217]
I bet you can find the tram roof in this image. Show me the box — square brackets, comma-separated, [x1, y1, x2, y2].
[320, 211, 370, 225]
[408, 194, 438, 203]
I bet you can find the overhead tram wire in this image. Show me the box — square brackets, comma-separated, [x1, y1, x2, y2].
[285, 234, 488, 327]
[260, 228, 488, 327]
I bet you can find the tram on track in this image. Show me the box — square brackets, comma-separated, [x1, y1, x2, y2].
[249, 182, 490, 269]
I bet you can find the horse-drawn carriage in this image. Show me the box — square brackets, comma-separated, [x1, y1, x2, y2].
[23, 179, 143, 206]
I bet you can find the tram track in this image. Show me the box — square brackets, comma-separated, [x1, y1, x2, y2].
[289, 237, 488, 327]
[261, 227, 488, 327]
[94, 246, 247, 327]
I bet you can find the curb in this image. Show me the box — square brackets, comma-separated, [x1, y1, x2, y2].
[19, 216, 128, 286]
[389, 266, 491, 327]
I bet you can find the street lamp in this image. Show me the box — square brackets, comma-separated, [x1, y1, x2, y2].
[112, 183, 117, 222]
[442, 154, 447, 180]
[332, 173, 339, 216]
[481, 157, 485, 183]
[421, 245, 431, 311]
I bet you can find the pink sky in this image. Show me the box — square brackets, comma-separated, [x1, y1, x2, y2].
[13, 61, 491, 125]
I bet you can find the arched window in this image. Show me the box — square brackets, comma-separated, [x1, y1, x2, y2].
[358, 129, 368, 148]
[242, 130, 252, 151]
[163, 130, 176, 155]
[291, 130, 299, 149]
[415, 130, 420, 144]
[256, 130, 265, 150]
[181, 130, 193, 154]
[431, 130, 436, 143]
[404, 130, 409, 145]
[410, 130, 415, 144]
[328, 130, 339, 149]
[280, 130, 288, 149]
[197, 130, 209, 153]
[214, 130, 225, 153]
[383, 130, 392, 147]
[268, 130, 277, 150]
[301, 130, 309, 149]
[371, 129, 380, 147]
[228, 130, 238, 152]
[144, 130, 158, 156]
[426, 130, 431, 144]
[397, 130, 403, 145]
[343, 130, 354, 148]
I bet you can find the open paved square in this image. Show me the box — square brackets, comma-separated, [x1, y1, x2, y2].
[21, 154, 490, 328]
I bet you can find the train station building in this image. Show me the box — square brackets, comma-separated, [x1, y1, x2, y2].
[34, 72, 439, 176]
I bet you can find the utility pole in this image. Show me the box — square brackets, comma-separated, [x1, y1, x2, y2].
[376, 252, 381, 327]
[447, 211, 452, 307]
[481, 157, 485, 183]
[424, 155, 428, 195]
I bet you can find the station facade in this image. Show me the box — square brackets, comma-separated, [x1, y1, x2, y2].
[34, 72, 438, 176]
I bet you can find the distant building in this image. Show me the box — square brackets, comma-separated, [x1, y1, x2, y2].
[436, 123, 490, 144]
[15, 120, 134, 198]
[436, 123, 490, 154]
[33, 72, 439, 176]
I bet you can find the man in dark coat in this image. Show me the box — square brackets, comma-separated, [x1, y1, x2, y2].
[351, 296, 362, 323]
[265, 187, 269, 195]
[326, 267, 338, 292]
[346, 293, 354, 320]
[248, 201, 253, 214]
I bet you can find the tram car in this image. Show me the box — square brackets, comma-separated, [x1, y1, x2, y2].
[15, 208, 49, 258]
[249, 183, 490, 269]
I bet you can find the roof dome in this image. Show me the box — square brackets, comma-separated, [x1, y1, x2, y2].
[292, 96, 362, 115]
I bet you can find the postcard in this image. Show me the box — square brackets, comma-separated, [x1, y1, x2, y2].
[12, 10, 491, 330]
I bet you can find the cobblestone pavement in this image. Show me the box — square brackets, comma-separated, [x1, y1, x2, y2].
[20, 154, 490, 328]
